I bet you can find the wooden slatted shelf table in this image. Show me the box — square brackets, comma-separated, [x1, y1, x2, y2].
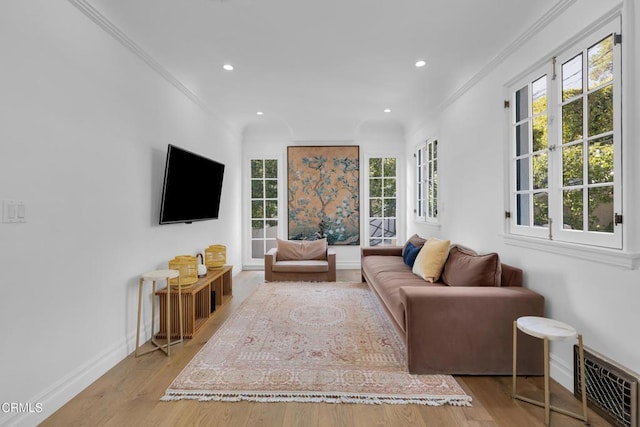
[155, 265, 232, 339]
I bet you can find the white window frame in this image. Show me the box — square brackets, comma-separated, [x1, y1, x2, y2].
[553, 23, 622, 248]
[508, 69, 553, 240]
[246, 156, 283, 264]
[506, 16, 625, 253]
[365, 155, 399, 246]
[415, 138, 438, 224]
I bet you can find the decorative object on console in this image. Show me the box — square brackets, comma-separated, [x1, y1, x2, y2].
[287, 145, 360, 245]
[195, 253, 207, 277]
[168, 255, 198, 289]
[205, 244, 226, 269]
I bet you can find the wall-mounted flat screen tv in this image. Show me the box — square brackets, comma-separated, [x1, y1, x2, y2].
[159, 144, 225, 224]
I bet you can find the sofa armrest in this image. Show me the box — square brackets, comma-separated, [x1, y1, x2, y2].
[264, 248, 277, 281]
[361, 246, 404, 258]
[399, 286, 544, 375]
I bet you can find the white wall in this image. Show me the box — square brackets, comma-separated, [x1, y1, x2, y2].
[242, 119, 405, 269]
[0, 2, 242, 425]
[407, 0, 640, 389]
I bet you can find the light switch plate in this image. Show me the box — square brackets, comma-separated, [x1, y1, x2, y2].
[3, 200, 26, 223]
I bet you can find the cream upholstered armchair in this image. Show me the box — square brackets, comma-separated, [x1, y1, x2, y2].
[265, 238, 336, 282]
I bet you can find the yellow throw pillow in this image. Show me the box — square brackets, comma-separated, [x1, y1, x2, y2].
[412, 238, 451, 282]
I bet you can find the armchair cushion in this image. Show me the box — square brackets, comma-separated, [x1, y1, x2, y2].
[276, 238, 327, 261]
[271, 260, 329, 273]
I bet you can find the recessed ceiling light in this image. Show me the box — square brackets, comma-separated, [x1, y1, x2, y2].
[256, 111, 264, 115]
[223, 64, 234, 71]
[383, 108, 391, 113]
[415, 60, 427, 68]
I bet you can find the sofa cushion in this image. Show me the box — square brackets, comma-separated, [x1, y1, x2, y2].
[402, 234, 427, 257]
[276, 238, 327, 261]
[412, 238, 451, 282]
[271, 260, 329, 273]
[441, 246, 502, 287]
[362, 255, 411, 279]
[402, 242, 421, 268]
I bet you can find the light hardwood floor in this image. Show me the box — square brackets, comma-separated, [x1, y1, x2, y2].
[43, 271, 610, 426]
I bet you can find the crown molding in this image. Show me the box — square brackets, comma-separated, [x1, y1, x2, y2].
[67, 0, 240, 138]
[407, 0, 578, 142]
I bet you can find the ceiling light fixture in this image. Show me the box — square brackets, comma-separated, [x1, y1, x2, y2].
[384, 108, 391, 113]
[415, 60, 427, 68]
[256, 111, 264, 115]
[222, 64, 234, 71]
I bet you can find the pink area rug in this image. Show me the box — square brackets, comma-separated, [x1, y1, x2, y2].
[162, 281, 471, 406]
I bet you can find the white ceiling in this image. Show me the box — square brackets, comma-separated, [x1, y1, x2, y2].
[85, 0, 559, 139]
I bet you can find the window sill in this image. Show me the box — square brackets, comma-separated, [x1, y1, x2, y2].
[502, 234, 640, 270]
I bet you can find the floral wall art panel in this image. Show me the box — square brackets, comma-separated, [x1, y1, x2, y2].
[287, 146, 360, 245]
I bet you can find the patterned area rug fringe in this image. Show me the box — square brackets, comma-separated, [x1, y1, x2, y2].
[161, 391, 471, 406]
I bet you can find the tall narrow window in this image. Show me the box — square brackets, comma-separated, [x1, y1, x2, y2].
[416, 145, 425, 219]
[415, 139, 438, 222]
[425, 139, 438, 221]
[250, 159, 278, 258]
[368, 157, 397, 246]
[512, 75, 550, 237]
[508, 19, 621, 248]
[560, 35, 615, 236]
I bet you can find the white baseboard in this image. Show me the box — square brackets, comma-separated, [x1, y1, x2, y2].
[550, 352, 574, 392]
[242, 264, 264, 271]
[2, 334, 134, 427]
[337, 261, 361, 270]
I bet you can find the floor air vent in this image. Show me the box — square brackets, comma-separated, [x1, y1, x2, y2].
[574, 346, 638, 427]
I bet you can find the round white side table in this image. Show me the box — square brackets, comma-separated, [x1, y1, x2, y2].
[512, 316, 589, 426]
[135, 269, 184, 357]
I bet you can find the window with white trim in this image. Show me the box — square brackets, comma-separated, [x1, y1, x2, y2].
[415, 139, 438, 222]
[508, 18, 621, 248]
[250, 159, 279, 258]
[367, 157, 397, 246]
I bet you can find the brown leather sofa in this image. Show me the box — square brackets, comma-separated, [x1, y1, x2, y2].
[265, 238, 336, 282]
[361, 245, 545, 375]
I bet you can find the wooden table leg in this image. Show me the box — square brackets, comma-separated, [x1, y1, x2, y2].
[544, 337, 550, 426]
[512, 320, 517, 397]
[578, 335, 589, 424]
[166, 282, 171, 356]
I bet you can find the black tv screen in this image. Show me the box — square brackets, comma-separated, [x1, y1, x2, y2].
[159, 144, 225, 224]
